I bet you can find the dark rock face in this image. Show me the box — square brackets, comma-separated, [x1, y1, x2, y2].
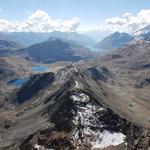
[142, 64, 150, 69]
[135, 77, 150, 88]
[15, 72, 55, 104]
[125, 126, 150, 150]
[89, 66, 113, 81]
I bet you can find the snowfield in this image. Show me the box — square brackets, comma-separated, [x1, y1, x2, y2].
[71, 93, 126, 149]
[92, 131, 125, 149]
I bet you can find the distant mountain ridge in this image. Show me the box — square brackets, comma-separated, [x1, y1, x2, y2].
[17, 38, 95, 63]
[0, 34, 23, 56]
[132, 25, 150, 40]
[48, 31, 97, 46]
[1, 32, 51, 47]
[95, 24, 150, 51]
[96, 32, 134, 50]
[1, 31, 96, 47]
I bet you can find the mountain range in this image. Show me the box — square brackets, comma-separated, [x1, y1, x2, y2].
[96, 32, 134, 50]
[95, 25, 150, 51]
[1, 31, 96, 47]
[16, 38, 95, 63]
[0, 25, 150, 150]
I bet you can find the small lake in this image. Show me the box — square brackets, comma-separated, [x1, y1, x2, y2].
[32, 66, 49, 72]
[87, 46, 105, 52]
[7, 78, 28, 87]
[87, 46, 108, 55]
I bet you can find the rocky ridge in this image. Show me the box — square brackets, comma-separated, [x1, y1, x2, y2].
[1, 64, 149, 150]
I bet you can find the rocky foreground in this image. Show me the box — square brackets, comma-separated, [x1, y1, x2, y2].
[0, 63, 149, 150]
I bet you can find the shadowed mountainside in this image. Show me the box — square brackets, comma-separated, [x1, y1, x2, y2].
[16, 38, 95, 63]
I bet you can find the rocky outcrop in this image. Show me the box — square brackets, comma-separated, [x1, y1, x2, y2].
[135, 77, 150, 88]
[126, 127, 150, 150]
[89, 66, 113, 81]
[14, 72, 55, 104]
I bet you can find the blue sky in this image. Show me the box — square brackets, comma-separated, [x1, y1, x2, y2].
[0, 0, 149, 24]
[0, 0, 150, 33]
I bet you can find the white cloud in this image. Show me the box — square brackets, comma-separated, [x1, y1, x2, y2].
[0, 9, 2, 12]
[81, 9, 150, 34]
[105, 9, 150, 33]
[1, 9, 150, 34]
[0, 10, 80, 32]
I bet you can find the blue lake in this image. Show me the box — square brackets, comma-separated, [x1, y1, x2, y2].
[7, 78, 28, 87]
[32, 66, 48, 72]
[87, 46, 105, 53]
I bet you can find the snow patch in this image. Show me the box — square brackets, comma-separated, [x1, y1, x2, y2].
[92, 131, 125, 149]
[71, 93, 90, 102]
[72, 64, 78, 72]
[75, 80, 79, 88]
[33, 144, 54, 150]
[71, 93, 126, 149]
[34, 144, 45, 150]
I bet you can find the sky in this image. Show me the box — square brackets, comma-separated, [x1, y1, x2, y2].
[0, 0, 150, 33]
